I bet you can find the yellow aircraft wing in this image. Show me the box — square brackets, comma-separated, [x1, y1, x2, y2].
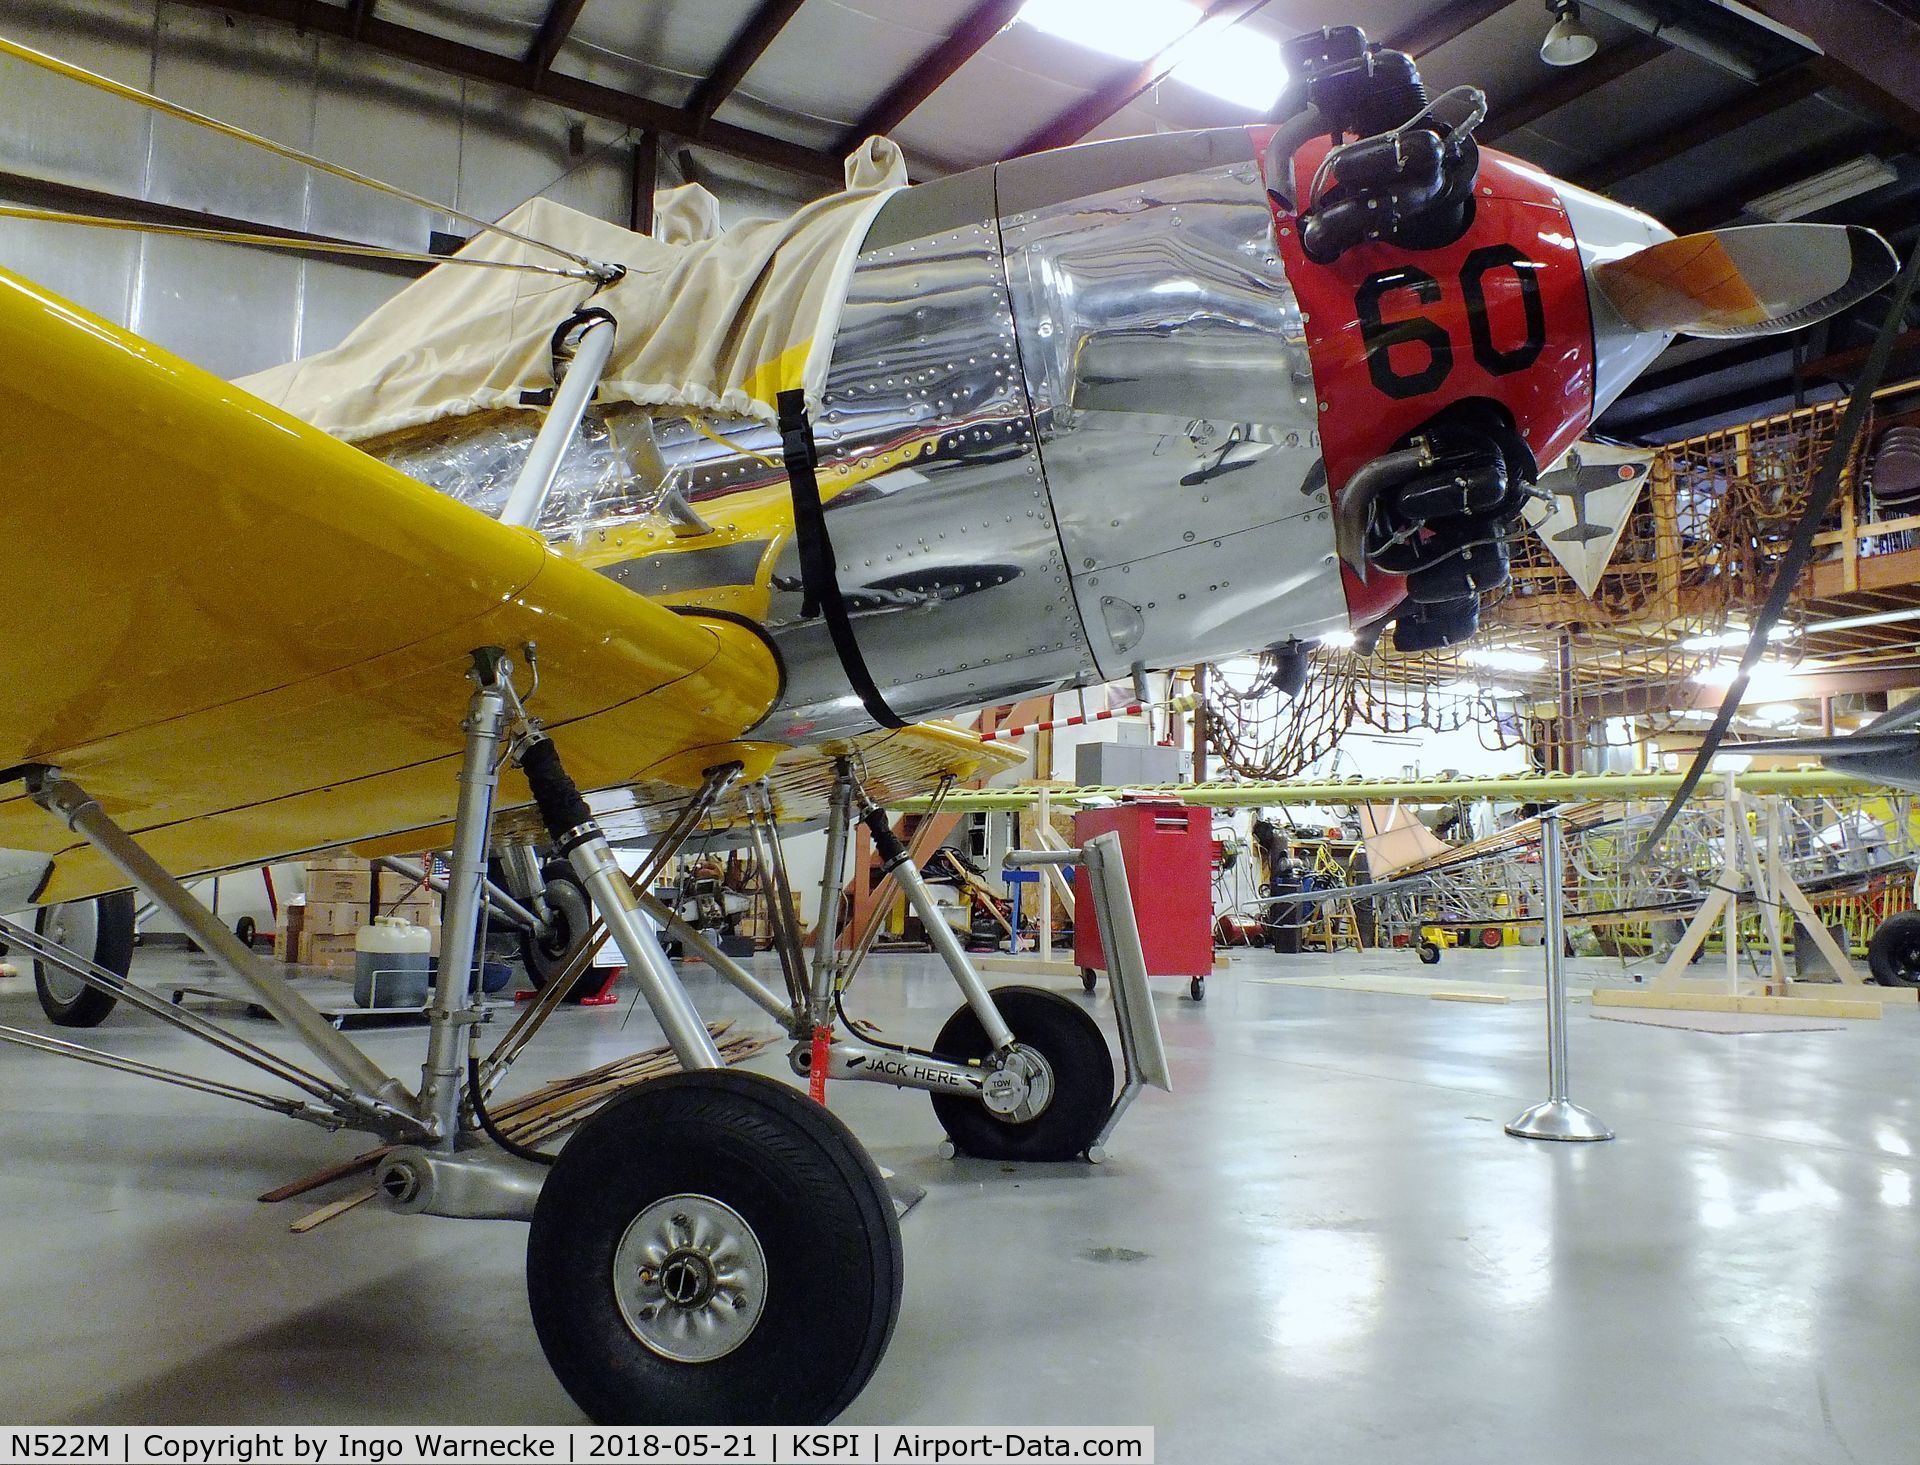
[0, 266, 787, 904]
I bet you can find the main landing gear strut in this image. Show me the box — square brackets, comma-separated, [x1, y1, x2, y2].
[2, 647, 1169, 1425]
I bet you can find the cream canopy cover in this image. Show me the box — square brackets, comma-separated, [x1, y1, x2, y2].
[237, 138, 908, 441]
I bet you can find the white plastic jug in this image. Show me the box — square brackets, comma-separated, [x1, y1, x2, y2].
[354, 916, 433, 1008]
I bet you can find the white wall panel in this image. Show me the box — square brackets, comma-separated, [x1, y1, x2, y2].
[539, 144, 630, 224]
[0, 201, 140, 325]
[147, 6, 316, 231]
[0, 1, 804, 384]
[308, 41, 465, 251]
[0, 0, 156, 194]
[132, 233, 301, 378]
[295, 256, 413, 358]
[456, 80, 627, 225]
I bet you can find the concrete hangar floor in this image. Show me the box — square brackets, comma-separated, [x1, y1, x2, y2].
[1, 943, 1916, 1465]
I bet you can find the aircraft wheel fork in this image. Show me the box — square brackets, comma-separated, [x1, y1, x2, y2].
[526, 1070, 902, 1425]
[929, 986, 1115, 1162]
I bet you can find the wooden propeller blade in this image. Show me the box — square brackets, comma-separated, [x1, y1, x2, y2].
[1592, 223, 1896, 338]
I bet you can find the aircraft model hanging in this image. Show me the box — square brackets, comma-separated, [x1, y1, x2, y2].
[0, 22, 1899, 1429]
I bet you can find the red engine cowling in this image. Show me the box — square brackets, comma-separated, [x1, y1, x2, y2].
[1252, 128, 1596, 627]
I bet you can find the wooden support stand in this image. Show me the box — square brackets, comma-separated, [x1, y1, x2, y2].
[1639, 779, 1880, 1018]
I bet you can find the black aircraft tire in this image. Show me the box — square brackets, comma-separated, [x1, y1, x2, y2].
[520, 864, 599, 1000]
[34, 892, 135, 1028]
[1867, 909, 1920, 987]
[526, 1070, 902, 1425]
[930, 987, 1114, 1162]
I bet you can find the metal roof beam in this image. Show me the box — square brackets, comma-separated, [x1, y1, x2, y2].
[1578, 64, 1824, 190]
[1383, 0, 1515, 58]
[1744, 1, 1920, 140]
[170, 0, 844, 184]
[524, 0, 591, 78]
[685, 0, 809, 126]
[1664, 126, 1905, 233]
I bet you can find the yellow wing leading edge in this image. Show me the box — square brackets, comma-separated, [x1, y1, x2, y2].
[0, 267, 782, 903]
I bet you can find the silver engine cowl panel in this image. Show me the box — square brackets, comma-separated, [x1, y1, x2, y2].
[996, 134, 1346, 680]
[757, 166, 1098, 740]
[600, 130, 1343, 741]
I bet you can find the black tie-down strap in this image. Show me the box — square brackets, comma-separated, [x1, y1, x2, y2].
[777, 389, 905, 729]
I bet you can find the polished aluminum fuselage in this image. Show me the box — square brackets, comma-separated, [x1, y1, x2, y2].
[624, 130, 1346, 743]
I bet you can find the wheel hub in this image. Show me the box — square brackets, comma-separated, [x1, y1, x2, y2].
[981, 1044, 1054, 1122]
[613, 1193, 767, 1364]
[38, 902, 96, 1006]
[657, 1248, 717, 1308]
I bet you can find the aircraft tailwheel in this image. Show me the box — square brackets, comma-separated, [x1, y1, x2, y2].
[34, 891, 135, 1028]
[930, 986, 1114, 1162]
[519, 863, 598, 1001]
[1189, 976, 1206, 1002]
[1418, 940, 1443, 965]
[1080, 968, 1097, 994]
[526, 1070, 902, 1425]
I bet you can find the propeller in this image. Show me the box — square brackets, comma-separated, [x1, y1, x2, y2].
[1630, 237, 1920, 866]
[1591, 224, 1897, 338]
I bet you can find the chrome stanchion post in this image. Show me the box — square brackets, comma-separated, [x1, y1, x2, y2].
[1506, 808, 1613, 1143]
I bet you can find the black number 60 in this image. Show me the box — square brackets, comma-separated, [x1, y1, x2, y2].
[1355, 247, 1547, 400]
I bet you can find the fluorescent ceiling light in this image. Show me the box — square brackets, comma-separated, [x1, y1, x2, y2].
[1017, 0, 1288, 111]
[1801, 605, 1920, 636]
[1680, 623, 1796, 651]
[1460, 646, 1547, 672]
[1438, 680, 1525, 700]
[1692, 659, 1804, 699]
[1018, 0, 1192, 64]
[1747, 156, 1897, 222]
[1317, 629, 1356, 649]
[1163, 19, 1288, 110]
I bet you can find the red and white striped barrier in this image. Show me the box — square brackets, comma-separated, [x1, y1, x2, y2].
[979, 694, 1196, 743]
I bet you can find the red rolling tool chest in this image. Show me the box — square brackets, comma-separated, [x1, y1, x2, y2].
[1073, 801, 1214, 989]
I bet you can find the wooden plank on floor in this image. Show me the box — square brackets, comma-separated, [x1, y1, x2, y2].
[1593, 988, 1881, 1019]
[289, 1183, 378, 1233]
[1433, 990, 1511, 1004]
[259, 1146, 390, 1203]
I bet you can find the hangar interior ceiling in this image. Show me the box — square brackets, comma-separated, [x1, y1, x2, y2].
[4, 0, 1920, 764]
[6, 0, 1917, 436]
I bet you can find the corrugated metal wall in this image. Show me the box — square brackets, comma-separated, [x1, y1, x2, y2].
[0, 0, 808, 380]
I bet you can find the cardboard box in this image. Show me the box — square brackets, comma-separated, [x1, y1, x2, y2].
[299, 931, 359, 970]
[305, 861, 425, 906]
[301, 901, 366, 937]
[305, 868, 372, 905]
[387, 898, 437, 927]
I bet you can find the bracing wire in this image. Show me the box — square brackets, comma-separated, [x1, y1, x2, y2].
[0, 33, 621, 282]
[0, 205, 600, 278]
